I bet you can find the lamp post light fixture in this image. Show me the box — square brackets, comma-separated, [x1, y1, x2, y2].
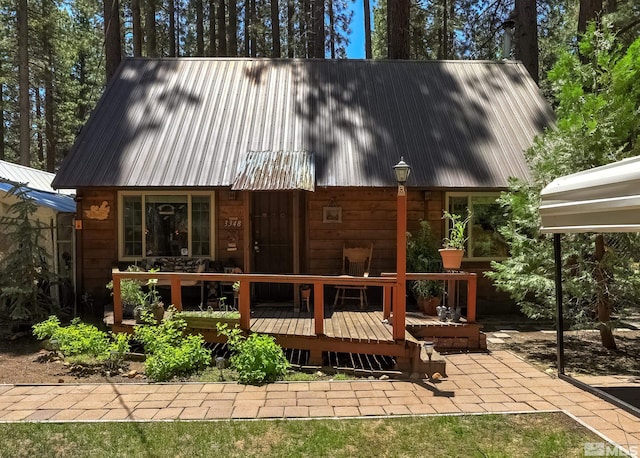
[393, 157, 411, 341]
[216, 356, 226, 381]
[393, 157, 411, 196]
[424, 341, 434, 378]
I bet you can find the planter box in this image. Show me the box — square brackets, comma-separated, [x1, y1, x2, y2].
[180, 315, 240, 330]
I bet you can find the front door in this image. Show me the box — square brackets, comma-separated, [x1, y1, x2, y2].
[252, 192, 293, 301]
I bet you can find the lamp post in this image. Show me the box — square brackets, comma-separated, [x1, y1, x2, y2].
[393, 157, 411, 340]
[424, 341, 434, 378]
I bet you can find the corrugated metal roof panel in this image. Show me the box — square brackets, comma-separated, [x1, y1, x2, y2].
[0, 182, 76, 213]
[0, 160, 74, 195]
[232, 151, 315, 191]
[53, 58, 554, 190]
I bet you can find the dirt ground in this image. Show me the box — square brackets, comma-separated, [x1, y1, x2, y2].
[1, 316, 640, 384]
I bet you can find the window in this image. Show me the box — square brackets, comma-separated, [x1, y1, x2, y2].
[119, 192, 214, 260]
[447, 193, 508, 260]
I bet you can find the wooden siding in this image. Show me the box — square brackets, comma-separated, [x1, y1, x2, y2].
[76, 189, 118, 306]
[216, 190, 245, 269]
[306, 188, 442, 275]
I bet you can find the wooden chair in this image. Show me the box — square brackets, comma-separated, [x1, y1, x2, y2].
[333, 243, 373, 310]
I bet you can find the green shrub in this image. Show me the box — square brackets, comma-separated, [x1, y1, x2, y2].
[134, 313, 212, 382]
[217, 323, 289, 385]
[32, 316, 130, 362]
[144, 334, 212, 382]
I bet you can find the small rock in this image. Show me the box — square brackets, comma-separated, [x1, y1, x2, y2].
[128, 370, 137, 378]
[315, 371, 325, 377]
[430, 372, 442, 381]
[379, 374, 390, 380]
[135, 374, 144, 378]
[58, 378, 64, 383]
[63, 362, 71, 367]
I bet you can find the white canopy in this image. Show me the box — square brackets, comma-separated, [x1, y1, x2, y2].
[540, 155, 640, 234]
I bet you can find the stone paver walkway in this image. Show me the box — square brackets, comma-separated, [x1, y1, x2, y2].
[1, 351, 639, 454]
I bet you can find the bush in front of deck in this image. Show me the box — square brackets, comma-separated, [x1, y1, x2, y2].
[135, 313, 211, 382]
[216, 323, 289, 385]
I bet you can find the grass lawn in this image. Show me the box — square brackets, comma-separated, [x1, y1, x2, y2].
[0, 412, 602, 458]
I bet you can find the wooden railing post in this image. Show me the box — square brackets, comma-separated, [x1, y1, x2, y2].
[314, 281, 324, 335]
[170, 275, 183, 311]
[112, 270, 123, 325]
[383, 284, 392, 320]
[239, 280, 251, 331]
[467, 273, 477, 323]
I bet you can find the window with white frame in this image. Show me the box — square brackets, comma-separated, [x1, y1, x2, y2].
[447, 193, 508, 260]
[119, 192, 214, 260]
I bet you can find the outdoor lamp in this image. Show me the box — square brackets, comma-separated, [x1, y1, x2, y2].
[393, 157, 411, 186]
[216, 356, 226, 381]
[424, 341, 434, 378]
[424, 341, 434, 357]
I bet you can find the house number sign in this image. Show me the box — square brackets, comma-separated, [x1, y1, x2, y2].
[224, 217, 242, 228]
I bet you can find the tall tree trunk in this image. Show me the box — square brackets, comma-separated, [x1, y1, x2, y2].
[77, 52, 89, 121]
[271, 0, 281, 57]
[287, 0, 294, 57]
[250, 0, 257, 56]
[209, 0, 217, 56]
[18, 0, 30, 166]
[514, 0, 538, 83]
[0, 81, 4, 161]
[388, 0, 410, 59]
[169, 0, 177, 56]
[104, 0, 122, 80]
[228, 0, 237, 56]
[244, 0, 250, 56]
[311, 0, 324, 58]
[132, 0, 143, 56]
[218, 0, 227, 56]
[594, 234, 616, 349]
[301, 0, 309, 57]
[43, 4, 56, 172]
[36, 90, 44, 164]
[145, 0, 158, 57]
[578, 0, 603, 34]
[196, 0, 205, 55]
[364, 0, 372, 59]
[329, 0, 335, 58]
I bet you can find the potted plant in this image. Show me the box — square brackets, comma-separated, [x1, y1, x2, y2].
[439, 210, 471, 270]
[106, 265, 145, 319]
[300, 284, 311, 300]
[407, 220, 443, 314]
[133, 273, 165, 324]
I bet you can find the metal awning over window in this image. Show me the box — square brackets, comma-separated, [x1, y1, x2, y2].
[231, 151, 315, 192]
[540, 155, 640, 234]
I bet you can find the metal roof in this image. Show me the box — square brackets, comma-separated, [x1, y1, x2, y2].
[540, 155, 640, 233]
[232, 151, 315, 191]
[0, 160, 74, 195]
[53, 58, 554, 190]
[0, 181, 76, 213]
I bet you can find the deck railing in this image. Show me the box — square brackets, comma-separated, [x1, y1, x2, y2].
[110, 269, 477, 341]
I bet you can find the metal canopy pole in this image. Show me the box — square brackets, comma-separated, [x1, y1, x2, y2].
[554, 233, 565, 375]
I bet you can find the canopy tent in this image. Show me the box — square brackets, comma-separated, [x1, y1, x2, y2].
[539, 155, 640, 417]
[540, 155, 640, 234]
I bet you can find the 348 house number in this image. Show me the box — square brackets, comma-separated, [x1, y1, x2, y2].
[224, 218, 242, 228]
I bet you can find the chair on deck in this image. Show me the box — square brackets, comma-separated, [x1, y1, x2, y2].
[333, 243, 373, 310]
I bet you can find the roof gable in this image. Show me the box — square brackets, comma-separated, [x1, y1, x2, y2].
[53, 58, 554, 189]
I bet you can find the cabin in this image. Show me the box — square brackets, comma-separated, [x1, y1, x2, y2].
[52, 58, 554, 371]
[0, 160, 76, 305]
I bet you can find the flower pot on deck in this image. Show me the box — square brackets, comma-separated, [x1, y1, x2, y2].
[438, 248, 464, 270]
[417, 296, 441, 315]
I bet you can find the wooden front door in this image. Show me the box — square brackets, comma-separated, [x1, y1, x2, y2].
[252, 192, 293, 300]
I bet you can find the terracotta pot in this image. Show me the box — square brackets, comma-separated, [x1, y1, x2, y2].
[417, 296, 441, 315]
[301, 288, 311, 300]
[439, 248, 464, 270]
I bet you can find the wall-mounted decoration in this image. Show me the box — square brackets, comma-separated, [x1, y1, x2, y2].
[84, 201, 110, 220]
[323, 206, 342, 223]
